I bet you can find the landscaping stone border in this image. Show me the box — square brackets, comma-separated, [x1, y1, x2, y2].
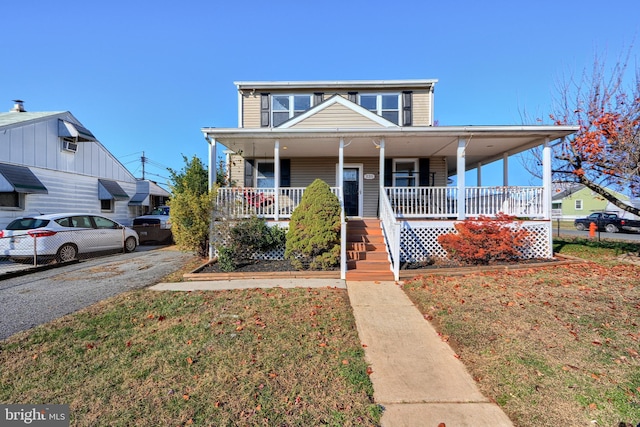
[184, 255, 586, 282]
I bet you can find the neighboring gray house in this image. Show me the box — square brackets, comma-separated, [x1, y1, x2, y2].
[0, 101, 169, 228]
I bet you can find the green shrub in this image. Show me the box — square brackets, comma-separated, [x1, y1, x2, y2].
[216, 246, 235, 272]
[170, 189, 214, 258]
[168, 155, 213, 257]
[215, 216, 286, 270]
[285, 179, 342, 270]
[232, 216, 286, 263]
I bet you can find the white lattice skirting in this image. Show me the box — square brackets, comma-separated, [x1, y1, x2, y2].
[399, 220, 553, 263]
[212, 220, 553, 263]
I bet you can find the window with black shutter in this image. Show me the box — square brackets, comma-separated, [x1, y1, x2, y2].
[260, 94, 270, 127]
[403, 91, 413, 126]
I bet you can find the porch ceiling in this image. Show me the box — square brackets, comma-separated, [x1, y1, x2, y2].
[203, 125, 578, 175]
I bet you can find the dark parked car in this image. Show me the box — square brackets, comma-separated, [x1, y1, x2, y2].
[574, 212, 640, 233]
[132, 206, 172, 244]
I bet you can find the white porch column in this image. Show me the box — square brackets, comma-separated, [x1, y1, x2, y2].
[207, 137, 217, 261]
[274, 140, 280, 221]
[208, 137, 217, 191]
[542, 138, 552, 220]
[339, 138, 346, 280]
[477, 162, 482, 187]
[503, 152, 509, 186]
[379, 138, 385, 214]
[457, 138, 466, 220]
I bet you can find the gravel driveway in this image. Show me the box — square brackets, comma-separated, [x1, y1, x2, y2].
[0, 246, 197, 341]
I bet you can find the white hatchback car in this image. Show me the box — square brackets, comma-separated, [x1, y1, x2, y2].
[0, 213, 139, 263]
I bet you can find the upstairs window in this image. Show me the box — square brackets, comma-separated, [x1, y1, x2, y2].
[359, 93, 400, 124]
[575, 199, 583, 210]
[272, 95, 312, 127]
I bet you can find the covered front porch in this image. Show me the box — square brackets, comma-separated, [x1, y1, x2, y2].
[202, 126, 578, 280]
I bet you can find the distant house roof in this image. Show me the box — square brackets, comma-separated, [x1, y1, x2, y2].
[552, 184, 585, 200]
[0, 111, 66, 127]
[234, 79, 438, 91]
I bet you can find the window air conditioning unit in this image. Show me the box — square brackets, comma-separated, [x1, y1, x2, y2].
[62, 139, 78, 153]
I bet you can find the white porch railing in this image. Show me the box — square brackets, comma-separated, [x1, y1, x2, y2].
[379, 187, 401, 281]
[215, 187, 340, 218]
[385, 186, 545, 219]
[465, 186, 545, 218]
[385, 186, 458, 218]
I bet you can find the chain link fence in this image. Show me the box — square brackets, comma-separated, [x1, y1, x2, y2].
[0, 228, 135, 276]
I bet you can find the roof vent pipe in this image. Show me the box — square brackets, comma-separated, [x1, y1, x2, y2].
[11, 100, 25, 112]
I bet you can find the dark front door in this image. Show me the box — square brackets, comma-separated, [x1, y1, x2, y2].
[343, 168, 359, 216]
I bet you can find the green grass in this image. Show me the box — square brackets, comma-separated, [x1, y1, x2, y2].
[404, 240, 640, 427]
[0, 287, 380, 426]
[554, 236, 640, 260]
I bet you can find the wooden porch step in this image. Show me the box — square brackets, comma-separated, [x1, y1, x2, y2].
[346, 270, 395, 281]
[346, 242, 385, 252]
[346, 250, 389, 261]
[346, 218, 393, 281]
[347, 259, 392, 270]
[346, 234, 385, 244]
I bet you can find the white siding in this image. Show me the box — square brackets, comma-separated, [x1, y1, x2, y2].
[430, 157, 447, 186]
[291, 103, 386, 129]
[0, 113, 138, 228]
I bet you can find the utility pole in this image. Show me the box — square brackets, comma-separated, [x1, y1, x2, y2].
[141, 151, 146, 180]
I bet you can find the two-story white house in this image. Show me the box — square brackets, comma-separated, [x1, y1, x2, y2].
[202, 80, 578, 280]
[0, 101, 169, 228]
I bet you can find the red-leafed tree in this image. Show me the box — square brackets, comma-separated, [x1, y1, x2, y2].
[549, 49, 640, 216]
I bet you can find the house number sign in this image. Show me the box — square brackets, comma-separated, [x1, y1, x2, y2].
[364, 173, 375, 180]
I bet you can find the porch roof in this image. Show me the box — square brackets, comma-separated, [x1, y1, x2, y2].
[202, 125, 578, 175]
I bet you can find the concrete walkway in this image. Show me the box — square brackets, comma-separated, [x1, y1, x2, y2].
[348, 281, 513, 426]
[150, 278, 512, 426]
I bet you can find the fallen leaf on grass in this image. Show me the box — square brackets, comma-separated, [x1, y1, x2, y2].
[366, 367, 373, 375]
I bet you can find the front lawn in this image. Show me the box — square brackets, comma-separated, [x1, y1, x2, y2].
[0, 287, 380, 426]
[403, 238, 640, 427]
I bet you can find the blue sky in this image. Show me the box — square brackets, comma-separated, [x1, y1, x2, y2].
[2, 0, 639, 187]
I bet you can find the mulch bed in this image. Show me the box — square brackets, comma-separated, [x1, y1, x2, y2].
[198, 259, 299, 273]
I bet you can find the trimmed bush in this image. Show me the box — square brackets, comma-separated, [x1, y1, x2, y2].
[215, 216, 286, 271]
[285, 179, 342, 270]
[437, 214, 531, 265]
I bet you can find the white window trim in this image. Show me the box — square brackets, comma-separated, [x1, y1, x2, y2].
[358, 93, 401, 124]
[255, 159, 275, 188]
[575, 199, 583, 210]
[0, 191, 25, 210]
[271, 94, 312, 126]
[100, 199, 114, 212]
[393, 158, 418, 187]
